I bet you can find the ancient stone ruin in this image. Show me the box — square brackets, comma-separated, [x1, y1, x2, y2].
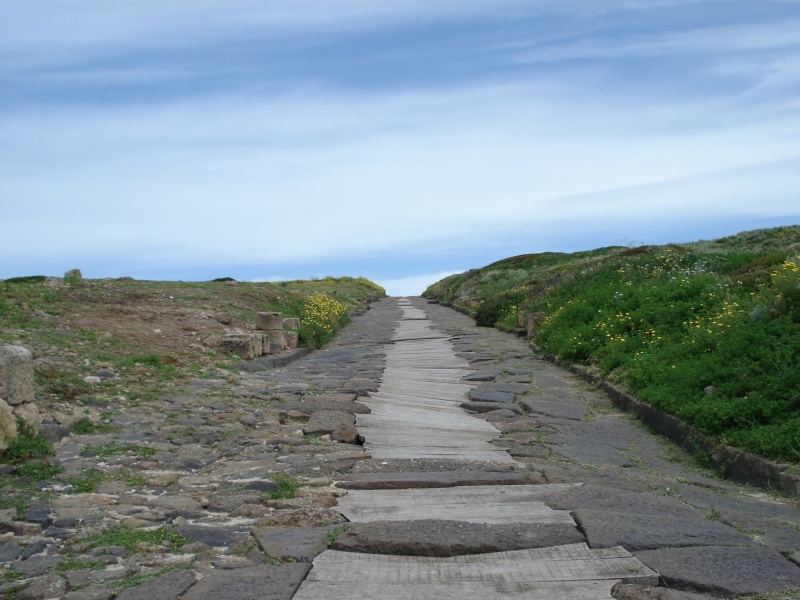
[0, 345, 41, 451]
[216, 312, 300, 360]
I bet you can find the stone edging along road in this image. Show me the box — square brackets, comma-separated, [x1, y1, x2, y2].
[2, 297, 799, 599]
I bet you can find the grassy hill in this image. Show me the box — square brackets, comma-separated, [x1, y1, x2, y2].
[423, 226, 800, 465]
[1, 275, 384, 416]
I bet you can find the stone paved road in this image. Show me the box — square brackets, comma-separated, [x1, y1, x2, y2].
[3, 297, 800, 599]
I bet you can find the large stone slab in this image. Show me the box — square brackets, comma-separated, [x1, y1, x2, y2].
[182, 564, 311, 600]
[461, 401, 523, 414]
[294, 544, 658, 600]
[468, 388, 515, 403]
[252, 526, 333, 562]
[335, 484, 577, 525]
[573, 509, 754, 551]
[303, 411, 355, 436]
[332, 519, 584, 556]
[336, 470, 536, 490]
[176, 524, 251, 548]
[519, 397, 587, 421]
[541, 484, 699, 518]
[115, 569, 197, 600]
[634, 545, 800, 597]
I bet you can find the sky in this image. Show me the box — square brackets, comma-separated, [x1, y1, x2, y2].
[1, 1, 799, 296]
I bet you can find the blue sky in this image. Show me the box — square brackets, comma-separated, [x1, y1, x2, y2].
[2, 1, 798, 295]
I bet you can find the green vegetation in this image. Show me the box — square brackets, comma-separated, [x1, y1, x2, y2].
[269, 473, 303, 499]
[70, 417, 118, 435]
[78, 524, 187, 554]
[326, 523, 354, 546]
[14, 460, 64, 480]
[3, 426, 55, 463]
[82, 442, 157, 459]
[424, 226, 800, 464]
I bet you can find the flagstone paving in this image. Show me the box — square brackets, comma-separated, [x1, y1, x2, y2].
[3, 297, 800, 599]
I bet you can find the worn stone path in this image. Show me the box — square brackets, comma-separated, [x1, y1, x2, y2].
[295, 299, 658, 599]
[3, 297, 800, 599]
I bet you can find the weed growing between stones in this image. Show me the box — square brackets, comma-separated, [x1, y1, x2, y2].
[13, 460, 64, 480]
[326, 524, 354, 547]
[78, 524, 188, 554]
[81, 441, 156, 458]
[3, 425, 55, 463]
[269, 474, 302, 499]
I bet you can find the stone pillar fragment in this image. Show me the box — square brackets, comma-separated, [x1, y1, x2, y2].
[0, 346, 35, 406]
[218, 334, 258, 360]
[257, 312, 284, 331]
[285, 332, 299, 350]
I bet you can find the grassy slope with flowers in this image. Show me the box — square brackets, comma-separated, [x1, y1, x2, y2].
[423, 226, 800, 464]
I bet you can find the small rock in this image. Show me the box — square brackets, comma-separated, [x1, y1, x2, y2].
[331, 423, 361, 444]
[83, 376, 102, 385]
[17, 573, 67, 599]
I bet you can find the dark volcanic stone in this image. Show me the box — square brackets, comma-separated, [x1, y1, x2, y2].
[332, 520, 584, 556]
[543, 484, 698, 518]
[468, 388, 515, 403]
[10, 555, 64, 577]
[573, 509, 754, 551]
[181, 564, 311, 600]
[634, 545, 800, 597]
[336, 470, 534, 489]
[115, 569, 197, 600]
[252, 526, 332, 562]
[461, 401, 523, 414]
[519, 397, 587, 421]
[177, 525, 251, 548]
[0, 542, 23, 562]
[245, 480, 280, 493]
[303, 411, 355, 436]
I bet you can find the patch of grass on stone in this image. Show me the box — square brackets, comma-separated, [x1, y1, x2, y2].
[112, 564, 192, 591]
[70, 417, 118, 435]
[53, 556, 108, 574]
[326, 524, 353, 547]
[82, 442, 156, 458]
[3, 427, 55, 463]
[66, 468, 107, 493]
[37, 368, 93, 401]
[704, 507, 722, 520]
[79, 524, 187, 554]
[0, 568, 23, 585]
[269, 474, 302, 500]
[110, 468, 148, 487]
[14, 460, 64, 480]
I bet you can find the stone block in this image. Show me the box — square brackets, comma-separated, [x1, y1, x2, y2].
[217, 334, 257, 360]
[0, 399, 17, 452]
[64, 268, 83, 280]
[285, 331, 299, 350]
[257, 312, 284, 331]
[283, 318, 300, 329]
[0, 346, 35, 406]
[12, 401, 41, 434]
[303, 410, 355, 436]
[268, 330, 286, 349]
[260, 334, 271, 355]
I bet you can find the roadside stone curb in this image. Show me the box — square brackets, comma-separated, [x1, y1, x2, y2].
[566, 363, 800, 497]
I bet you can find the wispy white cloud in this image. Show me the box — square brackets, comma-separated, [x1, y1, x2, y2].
[0, 0, 798, 281]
